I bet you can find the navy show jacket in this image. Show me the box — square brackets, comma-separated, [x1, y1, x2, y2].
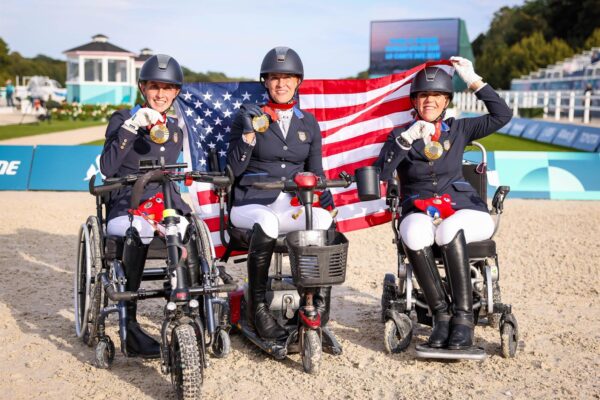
[374, 84, 512, 216]
[227, 107, 325, 207]
[100, 108, 191, 221]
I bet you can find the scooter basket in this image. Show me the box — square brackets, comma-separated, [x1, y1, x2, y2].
[285, 230, 348, 287]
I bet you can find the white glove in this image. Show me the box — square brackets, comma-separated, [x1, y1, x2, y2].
[450, 56, 482, 87]
[122, 107, 163, 133]
[398, 120, 435, 148]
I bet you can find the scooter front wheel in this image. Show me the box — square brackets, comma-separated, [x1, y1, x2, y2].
[301, 329, 322, 375]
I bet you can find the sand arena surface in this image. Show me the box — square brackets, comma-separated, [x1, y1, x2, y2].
[0, 191, 599, 399]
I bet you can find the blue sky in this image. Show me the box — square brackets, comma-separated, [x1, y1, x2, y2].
[1, 0, 525, 79]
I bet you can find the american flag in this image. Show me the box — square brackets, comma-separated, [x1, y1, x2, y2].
[175, 61, 452, 256]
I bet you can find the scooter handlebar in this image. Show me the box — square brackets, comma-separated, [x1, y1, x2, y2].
[252, 175, 353, 192]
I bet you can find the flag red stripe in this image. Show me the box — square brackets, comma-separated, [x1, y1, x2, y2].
[331, 182, 387, 206]
[322, 128, 389, 157]
[197, 188, 219, 205]
[324, 156, 379, 179]
[300, 60, 449, 95]
[303, 85, 412, 125]
[317, 97, 413, 138]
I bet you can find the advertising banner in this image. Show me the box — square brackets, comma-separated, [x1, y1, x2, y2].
[28, 145, 103, 191]
[0, 146, 34, 190]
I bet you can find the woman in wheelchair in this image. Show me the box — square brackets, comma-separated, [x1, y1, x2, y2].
[373, 57, 512, 350]
[99, 54, 198, 358]
[226, 47, 335, 340]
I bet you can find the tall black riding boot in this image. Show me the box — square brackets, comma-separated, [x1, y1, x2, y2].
[122, 228, 160, 358]
[404, 244, 451, 348]
[440, 230, 474, 350]
[314, 287, 332, 326]
[246, 224, 287, 340]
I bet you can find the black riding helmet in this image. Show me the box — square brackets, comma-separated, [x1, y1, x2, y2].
[410, 67, 453, 121]
[410, 67, 453, 101]
[260, 47, 304, 85]
[138, 54, 184, 87]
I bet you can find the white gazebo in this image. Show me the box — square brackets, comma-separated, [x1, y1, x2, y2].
[63, 34, 138, 105]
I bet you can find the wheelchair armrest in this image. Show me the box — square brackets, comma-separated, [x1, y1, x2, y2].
[491, 185, 510, 215]
[385, 178, 400, 208]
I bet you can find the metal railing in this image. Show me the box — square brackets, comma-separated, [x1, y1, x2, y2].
[453, 90, 600, 124]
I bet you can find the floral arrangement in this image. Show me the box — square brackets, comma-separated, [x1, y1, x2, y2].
[48, 102, 130, 121]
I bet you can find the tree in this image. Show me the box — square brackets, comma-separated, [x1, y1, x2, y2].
[472, 0, 599, 88]
[584, 28, 600, 50]
[508, 32, 573, 81]
[0, 37, 11, 82]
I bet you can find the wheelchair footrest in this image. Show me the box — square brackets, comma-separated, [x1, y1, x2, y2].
[415, 344, 487, 360]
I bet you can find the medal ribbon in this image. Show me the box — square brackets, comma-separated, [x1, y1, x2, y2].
[262, 101, 297, 122]
[266, 100, 296, 110]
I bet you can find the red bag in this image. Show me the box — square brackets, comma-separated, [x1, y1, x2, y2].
[135, 192, 165, 222]
[414, 194, 456, 220]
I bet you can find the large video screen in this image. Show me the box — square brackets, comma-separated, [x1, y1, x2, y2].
[370, 19, 460, 76]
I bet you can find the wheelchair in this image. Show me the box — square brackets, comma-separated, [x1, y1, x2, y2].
[380, 141, 519, 360]
[74, 159, 236, 399]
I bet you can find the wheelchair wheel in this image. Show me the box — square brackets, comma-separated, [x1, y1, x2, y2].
[211, 328, 231, 358]
[171, 324, 203, 400]
[190, 214, 214, 264]
[74, 216, 103, 342]
[301, 329, 322, 375]
[83, 276, 105, 346]
[500, 313, 519, 358]
[381, 273, 398, 323]
[95, 336, 115, 369]
[384, 314, 413, 354]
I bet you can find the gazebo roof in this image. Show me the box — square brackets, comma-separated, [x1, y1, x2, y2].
[63, 34, 133, 55]
[135, 48, 154, 63]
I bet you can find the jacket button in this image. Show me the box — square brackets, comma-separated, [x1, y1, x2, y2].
[429, 161, 434, 166]
[283, 146, 288, 150]
[432, 181, 438, 186]
[281, 164, 286, 168]
[280, 176, 286, 181]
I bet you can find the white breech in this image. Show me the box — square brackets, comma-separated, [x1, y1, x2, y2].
[400, 209, 495, 251]
[230, 192, 333, 239]
[107, 215, 190, 245]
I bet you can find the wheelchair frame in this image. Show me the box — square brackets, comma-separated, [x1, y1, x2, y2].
[74, 162, 236, 399]
[381, 141, 519, 359]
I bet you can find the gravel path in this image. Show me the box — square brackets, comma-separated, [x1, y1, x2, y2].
[0, 191, 598, 399]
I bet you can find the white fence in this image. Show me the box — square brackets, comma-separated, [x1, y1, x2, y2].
[453, 90, 600, 124]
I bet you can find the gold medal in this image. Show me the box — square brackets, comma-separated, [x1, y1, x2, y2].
[252, 114, 269, 133]
[424, 141, 444, 160]
[150, 123, 170, 144]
